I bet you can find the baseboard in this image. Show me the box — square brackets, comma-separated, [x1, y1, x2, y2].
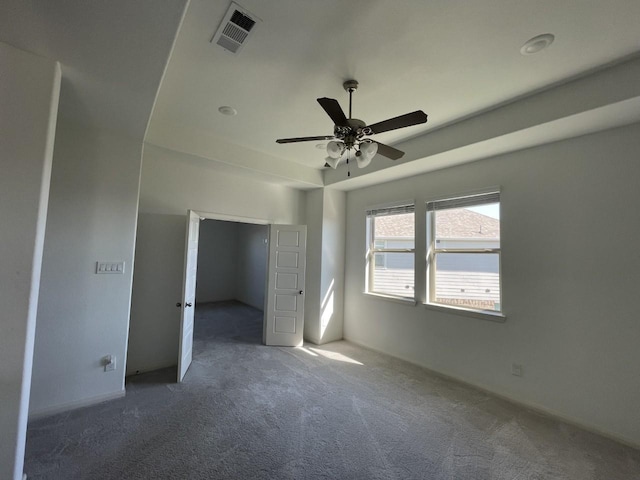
[126, 362, 177, 377]
[344, 338, 640, 451]
[28, 389, 125, 421]
[303, 335, 320, 345]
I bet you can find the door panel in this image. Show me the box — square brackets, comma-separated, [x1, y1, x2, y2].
[274, 316, 296, 333]
[275, 294, 297, 311]
[178, 210, 200, 382]
[276, 272, 298, 289]
[264, 224, 306, 346]
[276, 251, 299, 268]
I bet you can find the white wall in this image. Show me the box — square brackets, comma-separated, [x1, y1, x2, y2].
[319, 189, 346, 343]
[303, 189, 346, 344]
[0, 42, 60, 480]
[303, 190, 324, 344]
[343, 122, 640, 447]
[138, 144, 306, 220]
[196, 220, 239, 304]
[236, 223, 268, 310]
[127, 213, 185, 375]
[127, 144, 306, 374]
[30, 121, 143, 416]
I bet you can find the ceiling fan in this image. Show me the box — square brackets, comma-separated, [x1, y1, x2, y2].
[276, 80, 428, 171]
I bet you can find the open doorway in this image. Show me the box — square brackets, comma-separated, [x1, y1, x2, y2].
[194, 219, 268, 346]
[196, 219, 268, 313]
[178, 212, 272, 381]
[178, 217, 306, 379]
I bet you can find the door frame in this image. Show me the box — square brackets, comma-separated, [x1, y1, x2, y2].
[179, 209, 280, 351]
[194, 210, 271, 227]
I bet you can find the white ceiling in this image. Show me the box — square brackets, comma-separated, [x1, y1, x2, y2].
[2, 0, 639, 188]
[0, 0, 187, 140]
[147, 0, 640, 175]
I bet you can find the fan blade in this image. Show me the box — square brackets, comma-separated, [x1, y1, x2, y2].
[368, 110, 428, 135]
[374, 141, 405, 160]
[317, 97, 348, 126]
[276, 135, 335, 144]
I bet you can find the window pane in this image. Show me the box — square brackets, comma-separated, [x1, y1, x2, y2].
[368, 209, 415, 299]
[374, 213, 415, 246]
[435, 203, 499, 248]
[434, 253, 500, 311]
[372, 253, 414, 297]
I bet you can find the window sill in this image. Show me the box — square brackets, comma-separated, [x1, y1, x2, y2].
[423, 302, 506, 323]
[363, 292, 417, 306]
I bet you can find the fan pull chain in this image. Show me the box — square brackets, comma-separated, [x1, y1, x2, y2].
[347, 150, 351, 177]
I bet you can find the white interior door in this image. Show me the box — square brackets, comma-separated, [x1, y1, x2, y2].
[178, 210, 200, 382]
[263, 224, 307, 346]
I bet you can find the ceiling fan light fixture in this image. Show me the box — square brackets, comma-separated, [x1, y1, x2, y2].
[360, 141, 378, 157]
[275, 80, 427, 174]
[356, 155, 372, 169]
[356, 141, 378, 169]
[326, 140, 345, 159]
[325, 156, 341, 169]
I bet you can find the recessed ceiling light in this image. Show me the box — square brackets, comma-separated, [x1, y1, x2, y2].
[520, 33, 555, 55]
[218, 106, 237, 116]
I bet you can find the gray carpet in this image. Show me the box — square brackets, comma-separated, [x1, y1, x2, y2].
[25, 301, 640, 479]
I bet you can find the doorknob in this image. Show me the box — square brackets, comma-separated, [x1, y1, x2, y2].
[298, 290, 304, 295]
[185, 302, 193, 307]
[176, 302, 181, 307]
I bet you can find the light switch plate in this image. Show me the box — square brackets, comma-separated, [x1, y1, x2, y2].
[96, 261, 125, 274]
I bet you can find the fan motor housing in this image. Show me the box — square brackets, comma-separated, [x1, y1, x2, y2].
[334, 118, 366, 133]
[334, 118, 367, 144]
[347, 118, 366, 129]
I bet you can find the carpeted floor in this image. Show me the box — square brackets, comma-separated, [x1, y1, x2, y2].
[25, 300, 640, 479]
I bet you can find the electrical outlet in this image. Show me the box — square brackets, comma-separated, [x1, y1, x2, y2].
[511, 363, 523, 377]
[103, 355, 116, 372]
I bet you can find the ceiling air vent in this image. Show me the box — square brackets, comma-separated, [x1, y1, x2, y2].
[211, 2, 260, 54]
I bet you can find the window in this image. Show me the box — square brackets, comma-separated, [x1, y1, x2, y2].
[366, 204, 415, 298]
[427, 192, 501, 313]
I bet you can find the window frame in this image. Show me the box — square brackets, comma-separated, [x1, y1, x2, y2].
[365, 203, 416, 300]
[426, 191, 502, 315]
[373, 240, 387, 269]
